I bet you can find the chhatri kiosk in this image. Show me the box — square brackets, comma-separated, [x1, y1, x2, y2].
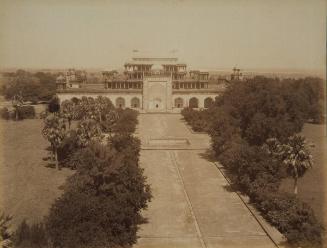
[56, 57, 226, 113]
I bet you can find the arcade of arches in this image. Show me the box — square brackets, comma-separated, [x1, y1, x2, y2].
[57, 93, 216, 111]
[116, 97, 141, 109]
[114, 96, 215, 109]
[173, 96, 214, 108]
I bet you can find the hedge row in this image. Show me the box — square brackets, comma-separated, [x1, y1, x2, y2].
[181, 107, 211, 132]
[45, 136, 151, 248]
[0, 106, 35, 120]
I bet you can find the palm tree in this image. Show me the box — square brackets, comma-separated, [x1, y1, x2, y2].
[281, 135, 313, 195]
[42, 115, 66, 169]
[265, 135, 313, 195]
[12, 94, 23, 121]
[61, 100, 74, 129]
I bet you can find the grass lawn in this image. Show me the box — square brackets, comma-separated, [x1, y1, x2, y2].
[280, 123, 326, 227]
[0, 118, 73, 230]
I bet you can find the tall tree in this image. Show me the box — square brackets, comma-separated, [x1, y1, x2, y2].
[61, 100, 74, 129]
[11, 94, 23, 121]
[42, 115, 66, 169]
[264, 135, 313, 195]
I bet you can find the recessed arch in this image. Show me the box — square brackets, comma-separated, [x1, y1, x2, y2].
[174, 97, 184, 108]
[204, 97, 214, 108]
[115, 97, 125, 108]
[189, 97, 199, 108]
[131, 97, 140, 108]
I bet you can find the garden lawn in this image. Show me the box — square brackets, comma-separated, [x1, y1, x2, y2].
[0, 119, 73, 230]
[280, 123, 327, 227]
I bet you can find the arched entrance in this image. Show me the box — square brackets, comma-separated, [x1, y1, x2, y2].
[204, 97, 214, 108]
[150, 98, 163, 110]
[174, 98, 184, 108]
[131, 97, 140, 108]
[115, 97, 125, 108]
[189, 97, 199, 108]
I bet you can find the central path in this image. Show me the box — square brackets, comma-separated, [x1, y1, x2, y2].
[134, 114, 277, 248]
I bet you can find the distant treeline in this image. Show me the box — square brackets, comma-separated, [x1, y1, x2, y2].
[1, 70, 57, 102]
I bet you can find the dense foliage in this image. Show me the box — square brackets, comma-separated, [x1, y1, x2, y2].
[16, 105, 36, 120]
[46, 139, 151, 248]
[37, 96, 151, 247]
[182, 77, 325, 135]
[1, 70, 56, 102]
[182, 76, 324, 247]
[48, 96, 60, 114]
[181, 107, 211, 132]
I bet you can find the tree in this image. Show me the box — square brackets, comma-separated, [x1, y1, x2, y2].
[264, 135, 313, 195]
[76, 119, 103, 147]
[12, 94, 23, 121]
[48, 95, 60, 114]
[42, 115, 66, 169]
[61, 100, 74, 129]
[46, 141, 151, 248]
[33, 72, 56, 101]
[279, 135, 313, 195]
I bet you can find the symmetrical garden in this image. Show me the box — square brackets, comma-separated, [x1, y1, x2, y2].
[0, 75, 325, 248]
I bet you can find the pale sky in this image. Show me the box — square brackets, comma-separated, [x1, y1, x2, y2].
[0, 0, 326, 72]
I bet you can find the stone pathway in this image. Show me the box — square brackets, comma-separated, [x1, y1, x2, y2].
[134, 114, 279, 248]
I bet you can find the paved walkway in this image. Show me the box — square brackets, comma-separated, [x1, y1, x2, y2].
[134, 114, 278, 248]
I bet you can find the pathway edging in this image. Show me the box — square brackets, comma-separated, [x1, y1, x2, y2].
[169, 151, 207, 248]
[213, 162, 288, 248]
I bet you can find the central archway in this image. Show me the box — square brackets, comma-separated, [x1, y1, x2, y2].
[149, 98, 163, 110]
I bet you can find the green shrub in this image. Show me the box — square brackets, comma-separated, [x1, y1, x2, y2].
[0, 107, 10, 120]
[48, 96, 60, 113]
[181, 107, 210, 132]
[57, 130, 80, 168]
[16, 105, 35, 119]
[113, 108, 138, 134]
[254, 191, 323, 248]
[109, 133, 141, 158]
[218, 142, 283, 192]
